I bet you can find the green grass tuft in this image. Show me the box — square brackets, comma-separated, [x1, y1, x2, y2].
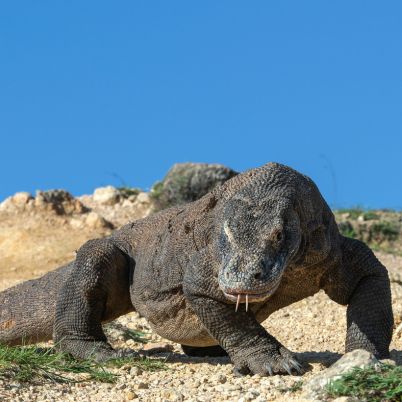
[325, 364, 402, 402]
[362, 211, 379, 221]
[0, 343, 167, 384]
[0, 344, 116, 383]
[122, 328, 150, 344]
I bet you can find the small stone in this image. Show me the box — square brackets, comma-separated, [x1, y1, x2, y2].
[248, 388, 260, 397]
[135, 381, 149, 389]
[216, 374, 227, 384]
[190, 380, 200, 388]
[93, 186, 120, 205]
[125, 390, 137, 400]
[379, 358, 396, 366]
[141, 342, 174, 355]
[161, 389, 183, 401]
[126, 338, 135, 347]
[130, 366, 143, 376]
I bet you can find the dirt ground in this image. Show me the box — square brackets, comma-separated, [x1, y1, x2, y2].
[0, 190, 401, 401]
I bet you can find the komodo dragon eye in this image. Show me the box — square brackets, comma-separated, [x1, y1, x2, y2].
[269, 229, 283, 244]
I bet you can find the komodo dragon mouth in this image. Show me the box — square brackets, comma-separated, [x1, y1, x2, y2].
[223, 278, 282, 312]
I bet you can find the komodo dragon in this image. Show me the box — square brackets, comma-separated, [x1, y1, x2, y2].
[0, 163, 393, 375]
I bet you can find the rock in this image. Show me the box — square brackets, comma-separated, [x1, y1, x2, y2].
[121, 199, 133, 208]
[125, 390, 138, 400]
[161, 389, 183, 401]
[35, 190, 87, 215]
[129, 367, 143, 377]
[135, 381, 149, 390]
[0, 192, 34, 212]
[379, 358, 396, 366]
[141, 342, 174, 355]
[216, 374, 227, 384]
[150, 162, 238, 210]
[84, 211, 113, 229]
[135, 192, 150, 205]
[302, 349, 379, 400]
[11, 192, 33, 207]
[93, 186, 120, 205]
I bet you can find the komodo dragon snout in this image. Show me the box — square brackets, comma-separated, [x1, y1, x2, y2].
[217, 191, 301, 310]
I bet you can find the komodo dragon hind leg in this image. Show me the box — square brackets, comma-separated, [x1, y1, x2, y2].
[53, 238, 135, 361]
[323, 237, 393, 359]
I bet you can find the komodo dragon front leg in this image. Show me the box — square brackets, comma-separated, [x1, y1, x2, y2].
[183, 250, 303, 376]
[53, 238, 134, 361]
[323, 237, 393, 358]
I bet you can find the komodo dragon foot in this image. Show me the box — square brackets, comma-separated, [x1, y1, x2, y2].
[230, 344, 303, 376]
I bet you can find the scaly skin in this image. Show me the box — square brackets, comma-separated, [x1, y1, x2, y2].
[0, 163, 393, 375]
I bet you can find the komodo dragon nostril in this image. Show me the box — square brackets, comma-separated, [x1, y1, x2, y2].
[254, 272, 263, 280]
[254, 260, 268, 280]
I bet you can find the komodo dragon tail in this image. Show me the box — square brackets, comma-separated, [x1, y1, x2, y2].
[0, 262, 74, 346]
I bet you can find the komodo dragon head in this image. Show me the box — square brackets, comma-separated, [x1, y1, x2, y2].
[217, 183, 301, 310]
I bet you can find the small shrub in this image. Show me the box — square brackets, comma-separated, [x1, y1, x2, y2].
[149, 181, 164, 201]
[325, 364, 402, 402]
[338, 221, 357, 239]
[117, 187, 141, 199]
[370, 222, 399, 243]
[362, 211, 379, 221]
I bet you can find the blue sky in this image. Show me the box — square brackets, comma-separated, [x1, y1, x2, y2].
[0, 1, 401, 209]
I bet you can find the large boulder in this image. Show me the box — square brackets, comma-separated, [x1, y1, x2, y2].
[150, 162, 238, 210]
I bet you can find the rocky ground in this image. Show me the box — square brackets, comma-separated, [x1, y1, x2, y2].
[0, 181, 401, 402]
